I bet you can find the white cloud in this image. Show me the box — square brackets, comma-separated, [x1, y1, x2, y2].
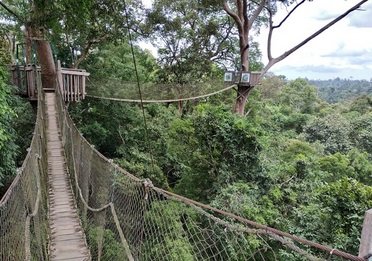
[349, 2, 372, 27]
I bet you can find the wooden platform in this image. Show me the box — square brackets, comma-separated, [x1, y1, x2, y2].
[45, 92, 91, 261]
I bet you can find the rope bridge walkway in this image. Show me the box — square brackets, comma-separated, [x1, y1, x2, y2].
[46, 92, 90, 260]
[0, 66, 371, 261]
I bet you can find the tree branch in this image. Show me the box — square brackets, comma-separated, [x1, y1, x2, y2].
[248, 0, 266, 31]
[223, 1, 243, 29]
[273, 0, 306, 29]
[0, 1, 23, 22]
[237, 0, 244, 22]
[267, 6, 274, 61]
[262, 0, 369, 76]
[74, 41, 93, 69]
[243, 0, 249, 31]
[211, 23, 235, 58]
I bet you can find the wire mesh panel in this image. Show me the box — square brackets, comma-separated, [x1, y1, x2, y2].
[54, 80, 364, 261]
[0, 71, 48, 261]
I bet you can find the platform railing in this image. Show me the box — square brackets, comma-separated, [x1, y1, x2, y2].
[57, 61, 89, 102]
[10, 62, 89, 102]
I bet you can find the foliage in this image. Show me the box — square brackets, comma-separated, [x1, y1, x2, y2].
[70, 100, 179, 188]
[292, 177, 372, 253]
[303, 113, 352, 154]
[212, 183, 281, 226]
[169, 104, 262, 201]
[0, 65, 17, 189]
[70, 63, 372, 256]
[87, 226, 125, 261]
[83, 42, 159, 83]
[145, 0, 236, 84]
[142, 201, 195, 260]
[2, 0, 371, 256]
[0, 31, 11, 65]
[350, 112, 372, 154]
[0, 0, 143, 67]
[310, 78, 372, 103]
[0, 62, 34, 194]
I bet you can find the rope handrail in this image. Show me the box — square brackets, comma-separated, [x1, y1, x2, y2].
[56, 73, 135, 261]
[86, 84, 236, 103]
[1, 66, 48, 261]
[153, 187, 364, 261]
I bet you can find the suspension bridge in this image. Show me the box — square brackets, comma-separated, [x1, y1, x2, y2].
[0, 63, 371, 261]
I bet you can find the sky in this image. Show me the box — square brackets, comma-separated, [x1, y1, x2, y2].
[141, 0, 372, 80]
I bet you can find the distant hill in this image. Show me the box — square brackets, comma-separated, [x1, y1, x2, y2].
[309, 78, 372, 103]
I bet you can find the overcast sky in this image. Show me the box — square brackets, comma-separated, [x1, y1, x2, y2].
[141, 0, 372, 80]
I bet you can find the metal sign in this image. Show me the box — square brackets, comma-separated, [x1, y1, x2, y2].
[240, 72, 250, 84]
[224, 71, 234, 82]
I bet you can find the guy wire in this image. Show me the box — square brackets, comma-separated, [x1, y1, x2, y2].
[123, 0, 157, 177]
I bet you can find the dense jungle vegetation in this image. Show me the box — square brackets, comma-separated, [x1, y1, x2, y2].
[310, 78, 372, 103]
[65, 41, 371, 255]
[0, 39, 35, 196]
[1, 0, 371, 257]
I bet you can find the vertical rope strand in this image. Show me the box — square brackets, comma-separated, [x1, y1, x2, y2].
[122, 0, 157, 176]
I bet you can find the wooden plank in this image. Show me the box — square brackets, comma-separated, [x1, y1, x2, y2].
[61, 70, 90, 76]
[77, 76, 80, 101]
[70, 74, 73, 102]
[74, 75, 77, 101]
[81, 75, 86, 100]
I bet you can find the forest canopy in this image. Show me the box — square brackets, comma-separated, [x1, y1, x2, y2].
[0, 0, 371, 258]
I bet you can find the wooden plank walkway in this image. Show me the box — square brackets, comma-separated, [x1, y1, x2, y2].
[45, 92, 91, 261]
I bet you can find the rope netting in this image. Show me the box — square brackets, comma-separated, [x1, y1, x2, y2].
[55, 81, 364, 260]
[86, 79, 235, 103]
[0, 73, 49, 261]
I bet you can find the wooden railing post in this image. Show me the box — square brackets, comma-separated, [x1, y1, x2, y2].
[81, 73, 86, 100]
[359, 209, 372, 260]
[56, 60, 63, 95]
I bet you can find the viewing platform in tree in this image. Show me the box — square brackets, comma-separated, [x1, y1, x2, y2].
[10, 63, 89, 102]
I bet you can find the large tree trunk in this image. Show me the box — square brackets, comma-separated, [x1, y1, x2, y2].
[24, 26, 32, 64]
[31, 28, 56, 89]
[34, 40, 56, 89]
[234, 85, 252, 115]
[234, 29, 250, 115]
[224, 0, 266, 116]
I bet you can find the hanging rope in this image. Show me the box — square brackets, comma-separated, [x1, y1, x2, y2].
[122, 0, 157, 174]
[86, 84, 236, 103]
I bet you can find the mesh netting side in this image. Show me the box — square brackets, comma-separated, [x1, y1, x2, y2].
[0, 72, 49, 261]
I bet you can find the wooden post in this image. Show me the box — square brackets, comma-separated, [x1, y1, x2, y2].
[74, 75, 78, 101]
[359, 209, 372, 259]
[26, 65, 34, 99]
[81, 73, 86, 100]
[56, 60, 63, 95]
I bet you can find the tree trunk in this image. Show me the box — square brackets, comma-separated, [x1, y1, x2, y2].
[234, 84, 252, 115]
[31, 28, 56, 89]
[235, 33, 250, 115]
[24, 26, 32, 64]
